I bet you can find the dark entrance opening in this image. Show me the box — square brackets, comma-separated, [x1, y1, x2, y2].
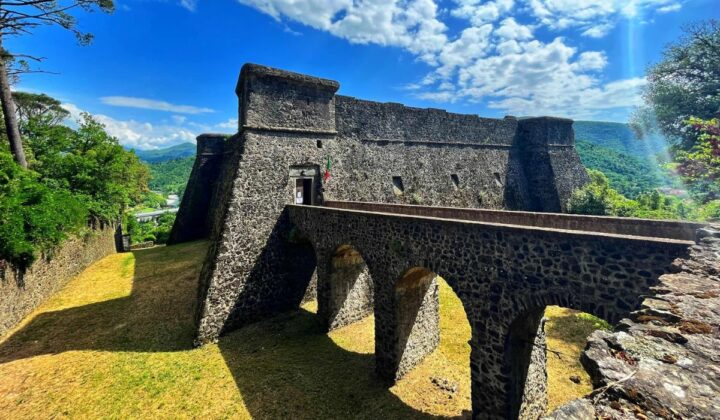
[295, 178, 313, 205]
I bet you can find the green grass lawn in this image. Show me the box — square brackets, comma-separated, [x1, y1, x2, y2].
[0, 241, 605, 418]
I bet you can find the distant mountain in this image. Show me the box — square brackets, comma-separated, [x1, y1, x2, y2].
[572, 121, 675, 197]
[132, 142, 196, 163]
[573, 121, 668, 159]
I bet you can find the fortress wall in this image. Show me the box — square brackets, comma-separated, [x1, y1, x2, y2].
[188, 64, 592, 343]
[326, 96, 529, 209]
[335, 95, 517, 145]
[322, 139, 524, 209]
[516, 117, 590, 212]
[195, 66, 339, 343]
[0, 226, 117, 337]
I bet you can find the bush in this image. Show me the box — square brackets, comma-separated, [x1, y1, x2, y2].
[568, 170, 638, 216]
[0, 153, 87, 268]
[1, 100, 151, 269]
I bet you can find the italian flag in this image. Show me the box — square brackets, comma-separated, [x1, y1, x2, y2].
[323, 156, 332, 182]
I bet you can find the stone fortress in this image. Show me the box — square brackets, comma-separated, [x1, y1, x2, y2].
[169, 64, 719, 419]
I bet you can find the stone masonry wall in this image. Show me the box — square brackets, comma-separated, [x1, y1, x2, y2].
[288, 204, 692, 419]
[168, 134, 228, 245]
[324, 245, 374, 331]
[0, 227, 116, 337]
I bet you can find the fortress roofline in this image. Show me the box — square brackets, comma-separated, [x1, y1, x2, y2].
[236, 63, 340, 96]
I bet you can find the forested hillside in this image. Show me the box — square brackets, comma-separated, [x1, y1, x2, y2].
[148, 157, 194, 197]
[573, 121, 667, 158]
[575, 140, 666, 198]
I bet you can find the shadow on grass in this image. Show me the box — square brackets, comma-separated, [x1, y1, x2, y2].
[217, 308, 441, 419]
[0, 242, 206, 363]
[0, 240, 441, 419]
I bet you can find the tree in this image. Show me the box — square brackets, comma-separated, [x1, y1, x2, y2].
[633, 21, 720, 148]
[568, 170, 639, 216]
[13, 92, 69, 124]
[672, 117, 720, 202]
[24, 112, 149, 222]
[0, 0, 115, 167]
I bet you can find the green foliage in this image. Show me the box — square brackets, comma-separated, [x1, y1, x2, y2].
[139, 191, 167, 211]
[672, 117, 720, 202]
[153, 213, 176, 244]
[574, 121, 668, 159]
[569, 169, 718, 221]
[633, 21, 720, 149]
[575, 140, 666, 198]
[1, 93, 150, 268]
[148, 157, 193, 196]
[568, 170, 638, 216]
[0, 152, 87, 268]
[13, 92, 70, 125]
[123, 212, 176, 245]
[698, 200, 720, 220]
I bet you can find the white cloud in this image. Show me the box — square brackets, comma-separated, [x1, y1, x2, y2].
[495, 18, 533, 40]
[100, 96, 214, 114]
[527, 0, 682, 36]
[230, 0, 682, 120]
[451, 0, 515, 26]
[236, 0, 448, 62]
[658, 3, 681, 13]
[216, 118, 239, 130]
[62, 103, 199, 149]
[179, 0, 197, 11]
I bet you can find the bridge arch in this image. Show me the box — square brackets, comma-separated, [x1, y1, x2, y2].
[500, 286, 654, 419]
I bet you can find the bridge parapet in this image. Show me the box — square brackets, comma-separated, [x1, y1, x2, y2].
[324, 200, 704, 241]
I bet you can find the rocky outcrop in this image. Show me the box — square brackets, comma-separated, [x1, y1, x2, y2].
[546, 225, 720, 419]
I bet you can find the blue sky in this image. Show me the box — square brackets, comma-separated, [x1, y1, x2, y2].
[8, 0, 719, 149]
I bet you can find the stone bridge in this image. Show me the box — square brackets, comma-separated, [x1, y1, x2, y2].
[287, 201, 700, 419]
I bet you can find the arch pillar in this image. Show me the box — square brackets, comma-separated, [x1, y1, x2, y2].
[374, 266, 440, 383]
[467, 304, 547, 420]
[317, 245, 374, 331]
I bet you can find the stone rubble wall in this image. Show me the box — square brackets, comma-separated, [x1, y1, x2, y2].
[545, 225, 720, 420]
[0, 226, 117, 337]
[324, 246, 374, 331]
